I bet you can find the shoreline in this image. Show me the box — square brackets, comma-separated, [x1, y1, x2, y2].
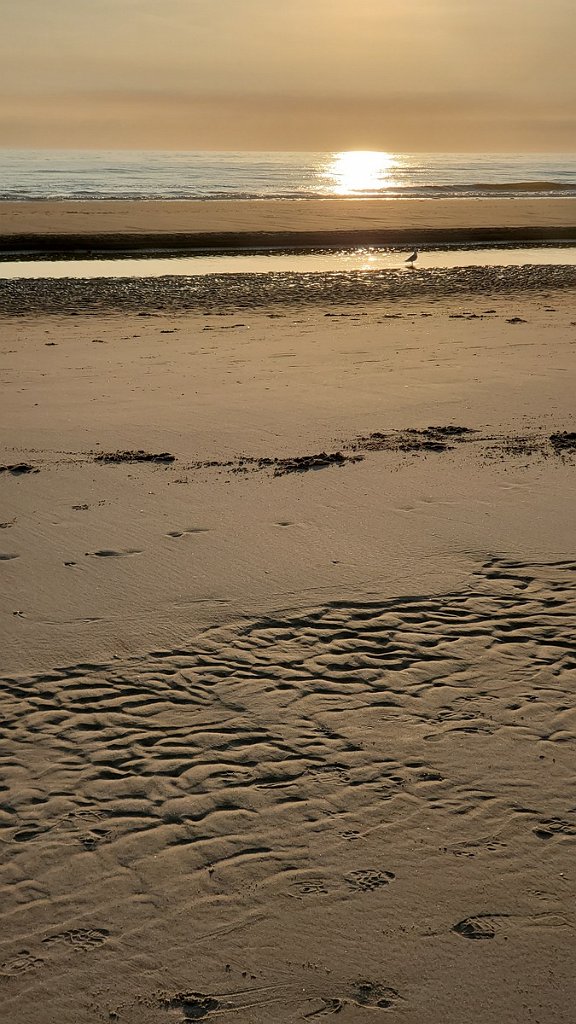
[1, 197, 576, 254]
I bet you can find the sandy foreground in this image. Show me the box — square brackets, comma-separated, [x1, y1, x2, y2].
[2, 197, 576, 251]
[1, 273, 575, 1023]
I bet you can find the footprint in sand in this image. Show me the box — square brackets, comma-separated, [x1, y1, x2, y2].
[288, 878, 329, 899]
[0, 950, 45, 976]
[452, 915, 500, 939]
[166, 528, 210, 539]
[351, 981, 401, 1010]
[42, 928, 109, 953]
[304, 997, 346, 1017]
[533, 817, 576, 840]
[85, 548, 142, 558]
[160, 992, 220, 1021]
[452, 912, 569, 940]
[345, 869, 395, 892]
[304, 982, 401, 1017]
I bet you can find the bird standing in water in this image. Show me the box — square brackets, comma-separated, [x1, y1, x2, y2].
[405, 250, 418, 267]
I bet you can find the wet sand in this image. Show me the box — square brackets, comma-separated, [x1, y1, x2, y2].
[1, 197, 576, 253]
[1, 263, 575, 316]
[1, 276, 575, 1023]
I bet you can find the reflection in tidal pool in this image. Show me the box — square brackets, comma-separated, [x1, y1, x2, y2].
[1, 247, 576, 280]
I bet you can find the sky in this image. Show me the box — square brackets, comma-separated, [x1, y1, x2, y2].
[1, 0, 575, 151]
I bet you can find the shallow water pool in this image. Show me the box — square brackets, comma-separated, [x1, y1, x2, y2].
[1, 245, 576, 279]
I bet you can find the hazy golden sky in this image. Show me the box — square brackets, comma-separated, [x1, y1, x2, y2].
[1, 0, 575, 150]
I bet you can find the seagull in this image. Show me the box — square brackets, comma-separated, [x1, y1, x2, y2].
[405, 250, 418, 267]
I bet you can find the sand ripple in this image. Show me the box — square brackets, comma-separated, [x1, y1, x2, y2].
[0, 556, 574, 1020]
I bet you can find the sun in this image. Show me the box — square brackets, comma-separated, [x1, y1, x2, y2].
[326, 151, 396, 196]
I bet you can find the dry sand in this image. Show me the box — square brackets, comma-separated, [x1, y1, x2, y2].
[2, 197, 576, 251]
[1, 268, 575, 1023]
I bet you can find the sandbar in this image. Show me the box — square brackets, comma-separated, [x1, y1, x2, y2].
[1, 197, 576, 253]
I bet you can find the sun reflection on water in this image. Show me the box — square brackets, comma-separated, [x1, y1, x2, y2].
[324, 151, 399, 196]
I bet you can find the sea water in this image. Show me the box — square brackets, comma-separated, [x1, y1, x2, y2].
[0, 150, 575, 202]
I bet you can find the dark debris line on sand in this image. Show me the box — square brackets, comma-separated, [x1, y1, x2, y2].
[0, 463, 39, 475]
[93, 450, 176, 464]
[351, 425, 477, 454]
[273, 451, 361, 475]
[550, 432, 576, 452]
[5, 430, 573, 480]
[174, 427, 575, 477]
[350, 426, 576, 461]
[243, 427, 573, 473]
[90, 448, 363, 475]
[184, 450, 362, 476]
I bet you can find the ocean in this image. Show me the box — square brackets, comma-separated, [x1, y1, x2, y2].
[1, 150, 575, 202]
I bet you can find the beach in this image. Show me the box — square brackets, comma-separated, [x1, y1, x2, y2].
[2, 197, 576, 252]
[1, 208, 575, 1023]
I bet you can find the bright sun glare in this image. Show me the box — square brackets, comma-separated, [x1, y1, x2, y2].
[326, 151, 396, 195]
